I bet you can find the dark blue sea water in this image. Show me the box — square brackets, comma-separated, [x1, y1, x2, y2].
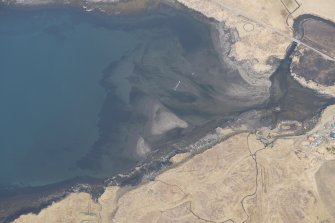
[1, 6, 334, 222]
[1, 6, 331, 192]
[0, 5, 224, 188]
[0, 7, 138, 186]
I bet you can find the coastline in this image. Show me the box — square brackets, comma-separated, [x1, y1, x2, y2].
[0, 0, 160, 14]
[12, 104, 335, 223]
[0, 3, 254, 221]
[1, 0, 335, 222]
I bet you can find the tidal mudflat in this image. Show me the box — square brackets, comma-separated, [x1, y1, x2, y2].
[0, 5, 262, 190]
[1, 4, 335, 223]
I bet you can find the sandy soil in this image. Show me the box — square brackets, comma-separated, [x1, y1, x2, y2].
[315, 160, 335, 218]
[175, 0, 290, 91]
[292, 0, 335, 23]
[13, 105, 335, 223]
[6, 1, 335, 222]
[136, 136, 151, 157]
[150, 104, 188, 135]
[174, 0, 335, 96]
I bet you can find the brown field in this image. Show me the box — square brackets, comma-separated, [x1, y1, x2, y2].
[292, 48, 335, 86]
[301, 18, 335, 58]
